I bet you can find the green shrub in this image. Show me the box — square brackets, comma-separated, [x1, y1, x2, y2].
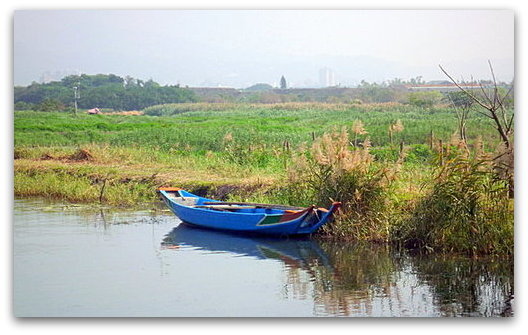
[36, 99, 65, 112]
[14, 101, 36, 111]
[395, 145, 513, 255]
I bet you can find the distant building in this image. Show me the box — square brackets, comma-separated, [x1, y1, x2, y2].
[319, 67, 336, 87]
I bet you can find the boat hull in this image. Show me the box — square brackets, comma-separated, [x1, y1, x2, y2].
[158, 189, 340, 236]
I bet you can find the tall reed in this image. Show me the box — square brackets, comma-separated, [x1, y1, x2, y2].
[283, 127, 401, 241]
[395, 139, 513, 255]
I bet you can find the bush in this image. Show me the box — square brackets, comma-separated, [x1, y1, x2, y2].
[36, 99, 65, 112]
[395, 143, 513, 255]
[371, 144, 432, 163]
[406, 144, 433, 163]
[282, 127, 399, 241]
[14, 101, 36, 111]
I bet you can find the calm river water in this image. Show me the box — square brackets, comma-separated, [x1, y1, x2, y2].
[13, 199, 514, 317]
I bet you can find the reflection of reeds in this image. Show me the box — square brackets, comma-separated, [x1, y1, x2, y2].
[281, 242, 513, 316]
[280, 243, 394, 315]
[410, 254, 514, 316]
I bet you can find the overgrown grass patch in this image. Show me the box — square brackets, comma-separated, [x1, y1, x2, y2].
[393, 145, 514, 256]
[14, 103, 513, 255]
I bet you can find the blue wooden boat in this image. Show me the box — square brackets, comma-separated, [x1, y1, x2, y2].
[158, 187, 341, 236]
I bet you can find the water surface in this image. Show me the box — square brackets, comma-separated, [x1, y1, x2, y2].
[13, 199, 514, 317]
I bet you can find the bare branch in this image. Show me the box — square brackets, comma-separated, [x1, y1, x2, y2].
[471, 108, 493, 119]
[440, 63, 512, 148]
[439, 65, 492, 111]
[478, 81, 494, 106]
[496, 83, 514, 133]
[506, 114, 514, 134]
[496, 84, 514, 112]
[488, 60, 500, 105]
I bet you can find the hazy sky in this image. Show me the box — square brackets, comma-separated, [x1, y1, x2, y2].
[13, 10, 514, 87]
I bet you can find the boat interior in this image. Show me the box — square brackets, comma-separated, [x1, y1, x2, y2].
[166, 192, 298, 214]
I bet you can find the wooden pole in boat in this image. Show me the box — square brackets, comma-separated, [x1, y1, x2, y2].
[201, 201, 304, 211]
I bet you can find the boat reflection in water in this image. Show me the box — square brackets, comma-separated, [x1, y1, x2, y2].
[161, 224, 514, 317]
[161, 223, 332, 271]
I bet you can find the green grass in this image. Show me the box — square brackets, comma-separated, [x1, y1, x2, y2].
[14, 103, 513, 254]
[14, 104, 501, 150]
[13, 103, 503, 208]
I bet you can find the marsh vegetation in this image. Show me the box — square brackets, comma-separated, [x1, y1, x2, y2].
[14, 98, 514, 255]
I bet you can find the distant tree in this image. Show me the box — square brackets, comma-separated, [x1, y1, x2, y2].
[144, 79, 160, 88]
[14, 73, 197, 111]
[409, 76, 424, 85]
[245, 83, 273, 91]
[36, 99, 65, 112]
[280, 76, 287, 89]
[124, 75, 136, 88]
[14, 101, 35, 111]
[388, 78, 405, 88]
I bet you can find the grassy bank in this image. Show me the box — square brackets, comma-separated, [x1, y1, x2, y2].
[14, 103, 447, 207]
[14, 103, 513, 255]
[14, 144, 279, 207]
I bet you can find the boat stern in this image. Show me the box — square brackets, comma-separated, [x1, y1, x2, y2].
[296, 202, 342, 234]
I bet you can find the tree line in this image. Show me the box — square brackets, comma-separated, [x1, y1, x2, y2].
[14, 74, 197, 112]
[15, 73, 513, 111]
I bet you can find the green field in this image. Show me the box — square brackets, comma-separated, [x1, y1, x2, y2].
[13, 102, 505, 207]
[15, 103, 500, 149]
[14, 102, 513, 254]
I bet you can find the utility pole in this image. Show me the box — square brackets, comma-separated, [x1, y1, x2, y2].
[73, 83, 80, 115]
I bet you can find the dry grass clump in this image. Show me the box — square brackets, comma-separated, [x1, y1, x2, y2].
[312, 127, 373, 173]
[284, 126, 401, 241]
[351, 119, 368, 147]
[67, 148, 94, 161]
